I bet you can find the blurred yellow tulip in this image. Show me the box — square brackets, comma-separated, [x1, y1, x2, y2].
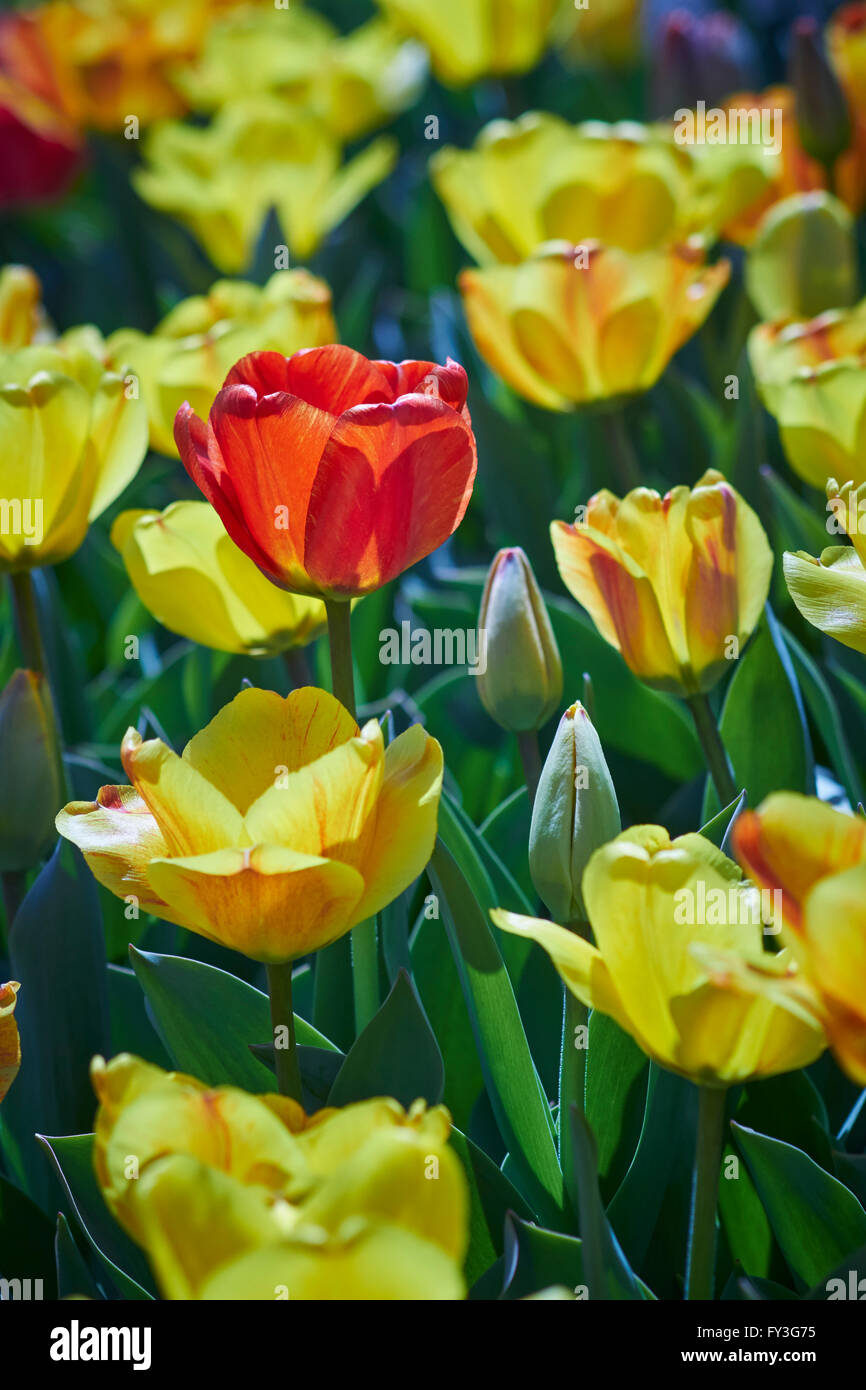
[734, 792, 866, 1083]
[551, 470, 773, 696]
[108, 270, 336, 457]
[829, 4, 866, 125]
[176, 9, 426, 141]
[57, 686, 443, 962]
[134, 97, 397, 270]
[0, 265, 45, 347]
[784, 478, 866, 653]
[0, 981, 21, 1105]
[459, 240, 729, 409]
[0, 340, 148, 571]
[494, 826, 825, 1086]
[432, 114, 700, 265]
[376, 0, 558, 85]
[111, 501, 328, 656]
[555, 0, 641, 68]
[749, 299, 866, 490]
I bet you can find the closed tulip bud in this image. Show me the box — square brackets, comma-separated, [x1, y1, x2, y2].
[790, 17, 853, 168]
[652, 10, 759, 119]
[745, 191, 857, 321]
[477, 547, 562, 733]
[0, 670, 62, 871]
[529, 701, 620, 923]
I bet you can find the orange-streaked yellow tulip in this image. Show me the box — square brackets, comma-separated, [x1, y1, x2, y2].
[493, 826, 825, 1086]
[734, 792, 866, 1083]
[177, 10, 426, 141]
[134, 97, 397, 270]
[749, 300, 866, 490]
[111, 502, 328, 656]
[56, 687, 443, 962]
[0, 981, 21, 1104]
[0, 340, 148, 572]
[431, 114, 699, 265]
[459, 240, 729, 410]
[550, 470, 773, 696]
[784, 478, 866, 654]
[376, 0, 557, 85]
[108, 269, 336, 457]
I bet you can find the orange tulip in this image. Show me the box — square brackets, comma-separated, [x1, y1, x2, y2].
[0, 981, 21, 1104]
[175, 346, 477, 600]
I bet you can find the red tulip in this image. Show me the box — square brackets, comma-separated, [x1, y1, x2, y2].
[0, 13, 82, 207]
[175, 345, 477, 599]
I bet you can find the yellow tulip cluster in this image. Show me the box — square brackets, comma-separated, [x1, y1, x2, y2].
[90, 1053, 467, 1299]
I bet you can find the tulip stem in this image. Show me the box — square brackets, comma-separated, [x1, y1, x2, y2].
[686, 693, 738, 809]
[9, 570, 48, 674]
[266, 962, 303, 1104]
[559, 971, 588, 1221]
[600, 411, 641, 494]
[685, 1085, 727, 1300]
[324, 599, 356, 720]
[516, 730, 542, 806]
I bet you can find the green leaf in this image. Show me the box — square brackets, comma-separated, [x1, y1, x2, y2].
[411, 901, 483, 1133]
[38, 1134, 155, 1299]
[428, 837, 564, 1228]
[585, 1012, 649, 1203]
[0, 1173, 57, 1294]
[500, 1214, 587, 1301]
[55, 1212, 103, 1301]
[699, 790, 746, 849]
[449, 1127, 533, 1287]
[782, 629, 863, 808]
[328, 970, 444, 1108]
[129, 947, 338, 1094]
[479, 788, 535, 907]
[732, 1120, 866, 1288]
[107, 963, 172, 1068]
[569, 1105, 651, 1300]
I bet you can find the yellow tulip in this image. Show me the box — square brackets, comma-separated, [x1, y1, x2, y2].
[111, 502, 328, 656]
[783, 478, 866, 653]
[131, 1156, 464, 1300]
[749, 299, 866, 490]
[829, 5, 866, 126]
[56, 686, 443, 962]
[550, 470, 773, 696]
[555, 0, 641, 68]
[134, 97, 397, 270]
[459, 240, 729, 410]
[0, 981, 21, 1105]
[432, 114, 699, 265]
[0, 265, 45, 348]
[0, 341, 148, 572]
[493, 826, 825, 1086]
[734, 792, 866, 1083]
[108, 270, 336, 457]
[375, 0, 558, 85]
[176, 9, 426, 141]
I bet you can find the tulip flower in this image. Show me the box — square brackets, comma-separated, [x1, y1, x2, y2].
[550, 470, 773, 697]
[476, 547, 562, 734]
[790, 17, 853, 170]
[528, 701, 620, 924]
[829, 4, 866, 125]
[0, 670, 63, 871]
[744, 192, 857, 322]
[556, 0, 640, 68]
[0, 12, 83, 206]
[134, 97, 397, 270]
[459, 240, 729, 410]
[177, 9, 426, 141]
[0, 264, 45, 347]
[375, 0, 557, 85]
[108, 269, 336, 457]
[0, 341, 148, 572]
[0, 981, 20, 1104]
[748, 298, 866, 490]
[494, 826, 825, 1086]
[651, 10, 760, 118]
[733, 792, 866, 1083]
[174, 345, 477, 601]
[783, 479, 866, 653]
[431, 114, 699, 266]
[111, 502, 328, 657]
[56, 685, 443, 963]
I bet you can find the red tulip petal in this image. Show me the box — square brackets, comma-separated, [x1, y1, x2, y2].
[303, 396, 477, 596]
[376, 357, 469, 412]
[281, 344, 395, 414]
[223, 350, 297, 394]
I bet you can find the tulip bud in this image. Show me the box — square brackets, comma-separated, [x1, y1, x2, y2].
[528, 701, 620, 923]
[790, 17, 852, 168]
[476, 547, 563, 733]
[651, 10, 759, 118]
[0, 670, 62, 871]
[745, 191, 857, 321]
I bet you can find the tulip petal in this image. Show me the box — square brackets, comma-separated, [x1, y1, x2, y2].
[352, 723, 444, 919]
[121, 728, 247, 856]
[182, 687, 358, 815]
[802, 864, 866, 1020]
[147, 845, 365, 962]
[303, 396, 477, 596]
[0, 981, 21, 1105]
[784, 546, 866, 655]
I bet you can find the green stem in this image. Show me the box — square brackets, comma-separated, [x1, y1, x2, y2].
[685, 1085, 727, 1300]
[687, 693, 737, 809]
[559, 979, 588, 1219]
[9, 570, 47, 673]
[516, 729, 542, 807]
[324, 599, 356, 719]
[266, 962, 303, 1103]
[600, 410, 641, 495]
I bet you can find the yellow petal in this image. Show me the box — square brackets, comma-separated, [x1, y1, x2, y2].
[121, 728, 247, 855]
[784, 546, 866, 655]
[0, 981, 21, 1105]
[491, 909, 633, 1031]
